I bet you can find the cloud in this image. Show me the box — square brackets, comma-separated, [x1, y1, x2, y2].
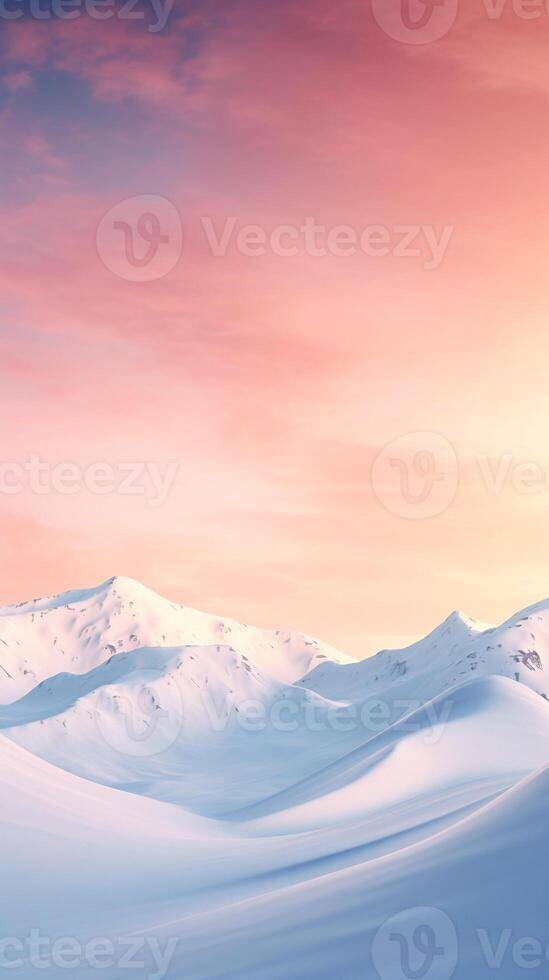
[2, 69, 33, 92]
[442, 7, 549, 94]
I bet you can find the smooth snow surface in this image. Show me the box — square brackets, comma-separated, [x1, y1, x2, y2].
[1, 577, 549, 978]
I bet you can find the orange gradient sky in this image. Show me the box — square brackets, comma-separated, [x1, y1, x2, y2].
[1, 0, 549, 656]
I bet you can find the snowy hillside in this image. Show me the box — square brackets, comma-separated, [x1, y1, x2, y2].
[1, 578, 549, 978]
[0, 575, 352, 700]
[304, 602, 549, 701]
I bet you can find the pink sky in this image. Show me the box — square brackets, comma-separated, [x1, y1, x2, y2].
[1, 0, 549, 656]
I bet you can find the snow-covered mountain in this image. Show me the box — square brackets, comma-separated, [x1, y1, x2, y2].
[304, 601, 549, 701]
[1, 578, 549, 978]
[0, 575, 352, 699]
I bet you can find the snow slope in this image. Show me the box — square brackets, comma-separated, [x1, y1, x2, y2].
[1, 579, 549, 979]
[304, 602, 549, 702]
[0, 576, 352, 701]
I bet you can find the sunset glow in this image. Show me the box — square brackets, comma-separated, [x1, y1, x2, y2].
[2, 0, 549, 654]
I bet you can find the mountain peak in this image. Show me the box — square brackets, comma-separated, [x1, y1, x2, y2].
[100, 576, 159, 600]
[444, 609, 480, 630]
